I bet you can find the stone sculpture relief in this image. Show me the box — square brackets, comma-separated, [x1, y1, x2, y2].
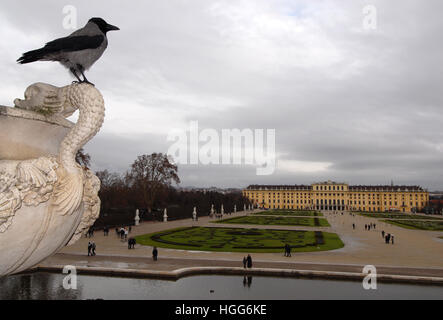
[0, 83, 104, 276]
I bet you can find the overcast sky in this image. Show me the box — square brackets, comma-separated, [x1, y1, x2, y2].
[1, 0, 442, 189]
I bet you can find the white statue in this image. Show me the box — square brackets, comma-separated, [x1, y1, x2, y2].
[0, 83, 104, 277]
[221, 204, 224, 216]
[210, 204, 214, 218]
[192, 207, 197, 221]
[163, 208, 168, 222]
[135, 209, 140, 226]
[234, 205, 237, 213]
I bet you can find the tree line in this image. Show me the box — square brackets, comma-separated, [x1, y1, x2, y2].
[76, 150, 250, 227]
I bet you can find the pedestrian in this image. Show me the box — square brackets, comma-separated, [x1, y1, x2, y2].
[243, 256, 247, 268]
[247, 254, 252, 268]
[124, 227, 128, 240]
[287, 245, 291, 257]
[91, 242, 96, 256]
[152, 247, 158, 261]
[87, 242, 92, 256]
[391, 235, 394, 245]
[382, 230, 385, 239]
[352, 223, 355, 230]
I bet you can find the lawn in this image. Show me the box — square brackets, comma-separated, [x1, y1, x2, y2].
[382, 219, 443, 231]
[135, 226, 344, 253]
[254, 210, 323, 217]
[214, 215, 330, 227]
[358, 212, 443, 220]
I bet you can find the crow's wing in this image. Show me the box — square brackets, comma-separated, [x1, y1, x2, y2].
[18, 35, 105, 64]
[44, 35, 105, 52]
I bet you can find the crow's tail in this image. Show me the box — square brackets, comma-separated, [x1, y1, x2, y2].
[17, 48, 48, 64]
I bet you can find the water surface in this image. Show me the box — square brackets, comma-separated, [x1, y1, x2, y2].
[0, 273, 442, 300]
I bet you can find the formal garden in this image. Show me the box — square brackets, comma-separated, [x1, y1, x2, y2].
[357, 212, 443, 220]
[382, 219, 443, 231]
[253, 210, 323, 217]
[135, 226, 344, 253]
[213, 215, 330, 227]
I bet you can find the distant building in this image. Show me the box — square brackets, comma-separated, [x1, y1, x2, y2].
[243, 180, 429, 213]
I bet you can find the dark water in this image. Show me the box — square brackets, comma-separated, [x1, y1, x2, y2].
[0, 273, 442, 300]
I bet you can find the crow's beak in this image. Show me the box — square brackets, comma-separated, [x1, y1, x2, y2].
[106, 24, 120, 31]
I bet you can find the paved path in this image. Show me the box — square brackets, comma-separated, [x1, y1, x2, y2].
[40, 210, 443, 276]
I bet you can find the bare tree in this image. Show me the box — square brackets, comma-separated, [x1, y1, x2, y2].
[127, 153, 180, 213]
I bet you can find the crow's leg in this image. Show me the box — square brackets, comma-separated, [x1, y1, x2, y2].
[77, 64, 95, 86]
[70, 68, 82, 83]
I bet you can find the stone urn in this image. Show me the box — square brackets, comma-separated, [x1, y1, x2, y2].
[0, 83, 104, 277]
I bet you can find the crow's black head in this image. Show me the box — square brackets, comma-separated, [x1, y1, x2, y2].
[88, 17, 120, 34]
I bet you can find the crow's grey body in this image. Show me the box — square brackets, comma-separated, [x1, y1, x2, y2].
[17, 17, 119, 85]
[52, 22, 108, 71]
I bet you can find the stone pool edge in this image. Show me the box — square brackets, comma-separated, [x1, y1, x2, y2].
[29, 265, 443, 286]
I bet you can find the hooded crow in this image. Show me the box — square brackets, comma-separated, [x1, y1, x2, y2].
[17, 17, 119, 85]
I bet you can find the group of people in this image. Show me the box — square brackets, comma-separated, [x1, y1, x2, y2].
[381, 230, 395, 244]
[116, 226, 131, 241]
[242, 254, 253, 268]
[87, 241, 96, 256]
[86, 227, 95, 238]
[128, 237, 136, 249]
[365, 223, 376, 231]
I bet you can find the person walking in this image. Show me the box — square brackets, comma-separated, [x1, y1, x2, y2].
[91, 242, 96, 256]
[287, 245, 292, 257]
[247, 254, 252, 268]
[124, 227, 129, 241]
[87, 242, 92, 256]
[391, 235, 394, 245]
[243, 256, 247, 268]
[382, 230, 385, 239]
[152, 247, 158, 261]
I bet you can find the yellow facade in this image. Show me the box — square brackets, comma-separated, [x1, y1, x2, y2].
[243, 181, 429, 213]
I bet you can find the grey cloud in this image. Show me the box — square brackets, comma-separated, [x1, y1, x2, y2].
[1, 0, 443, 189]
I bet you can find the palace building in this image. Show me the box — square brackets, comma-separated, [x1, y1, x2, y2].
[243, 181, 429, 213]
